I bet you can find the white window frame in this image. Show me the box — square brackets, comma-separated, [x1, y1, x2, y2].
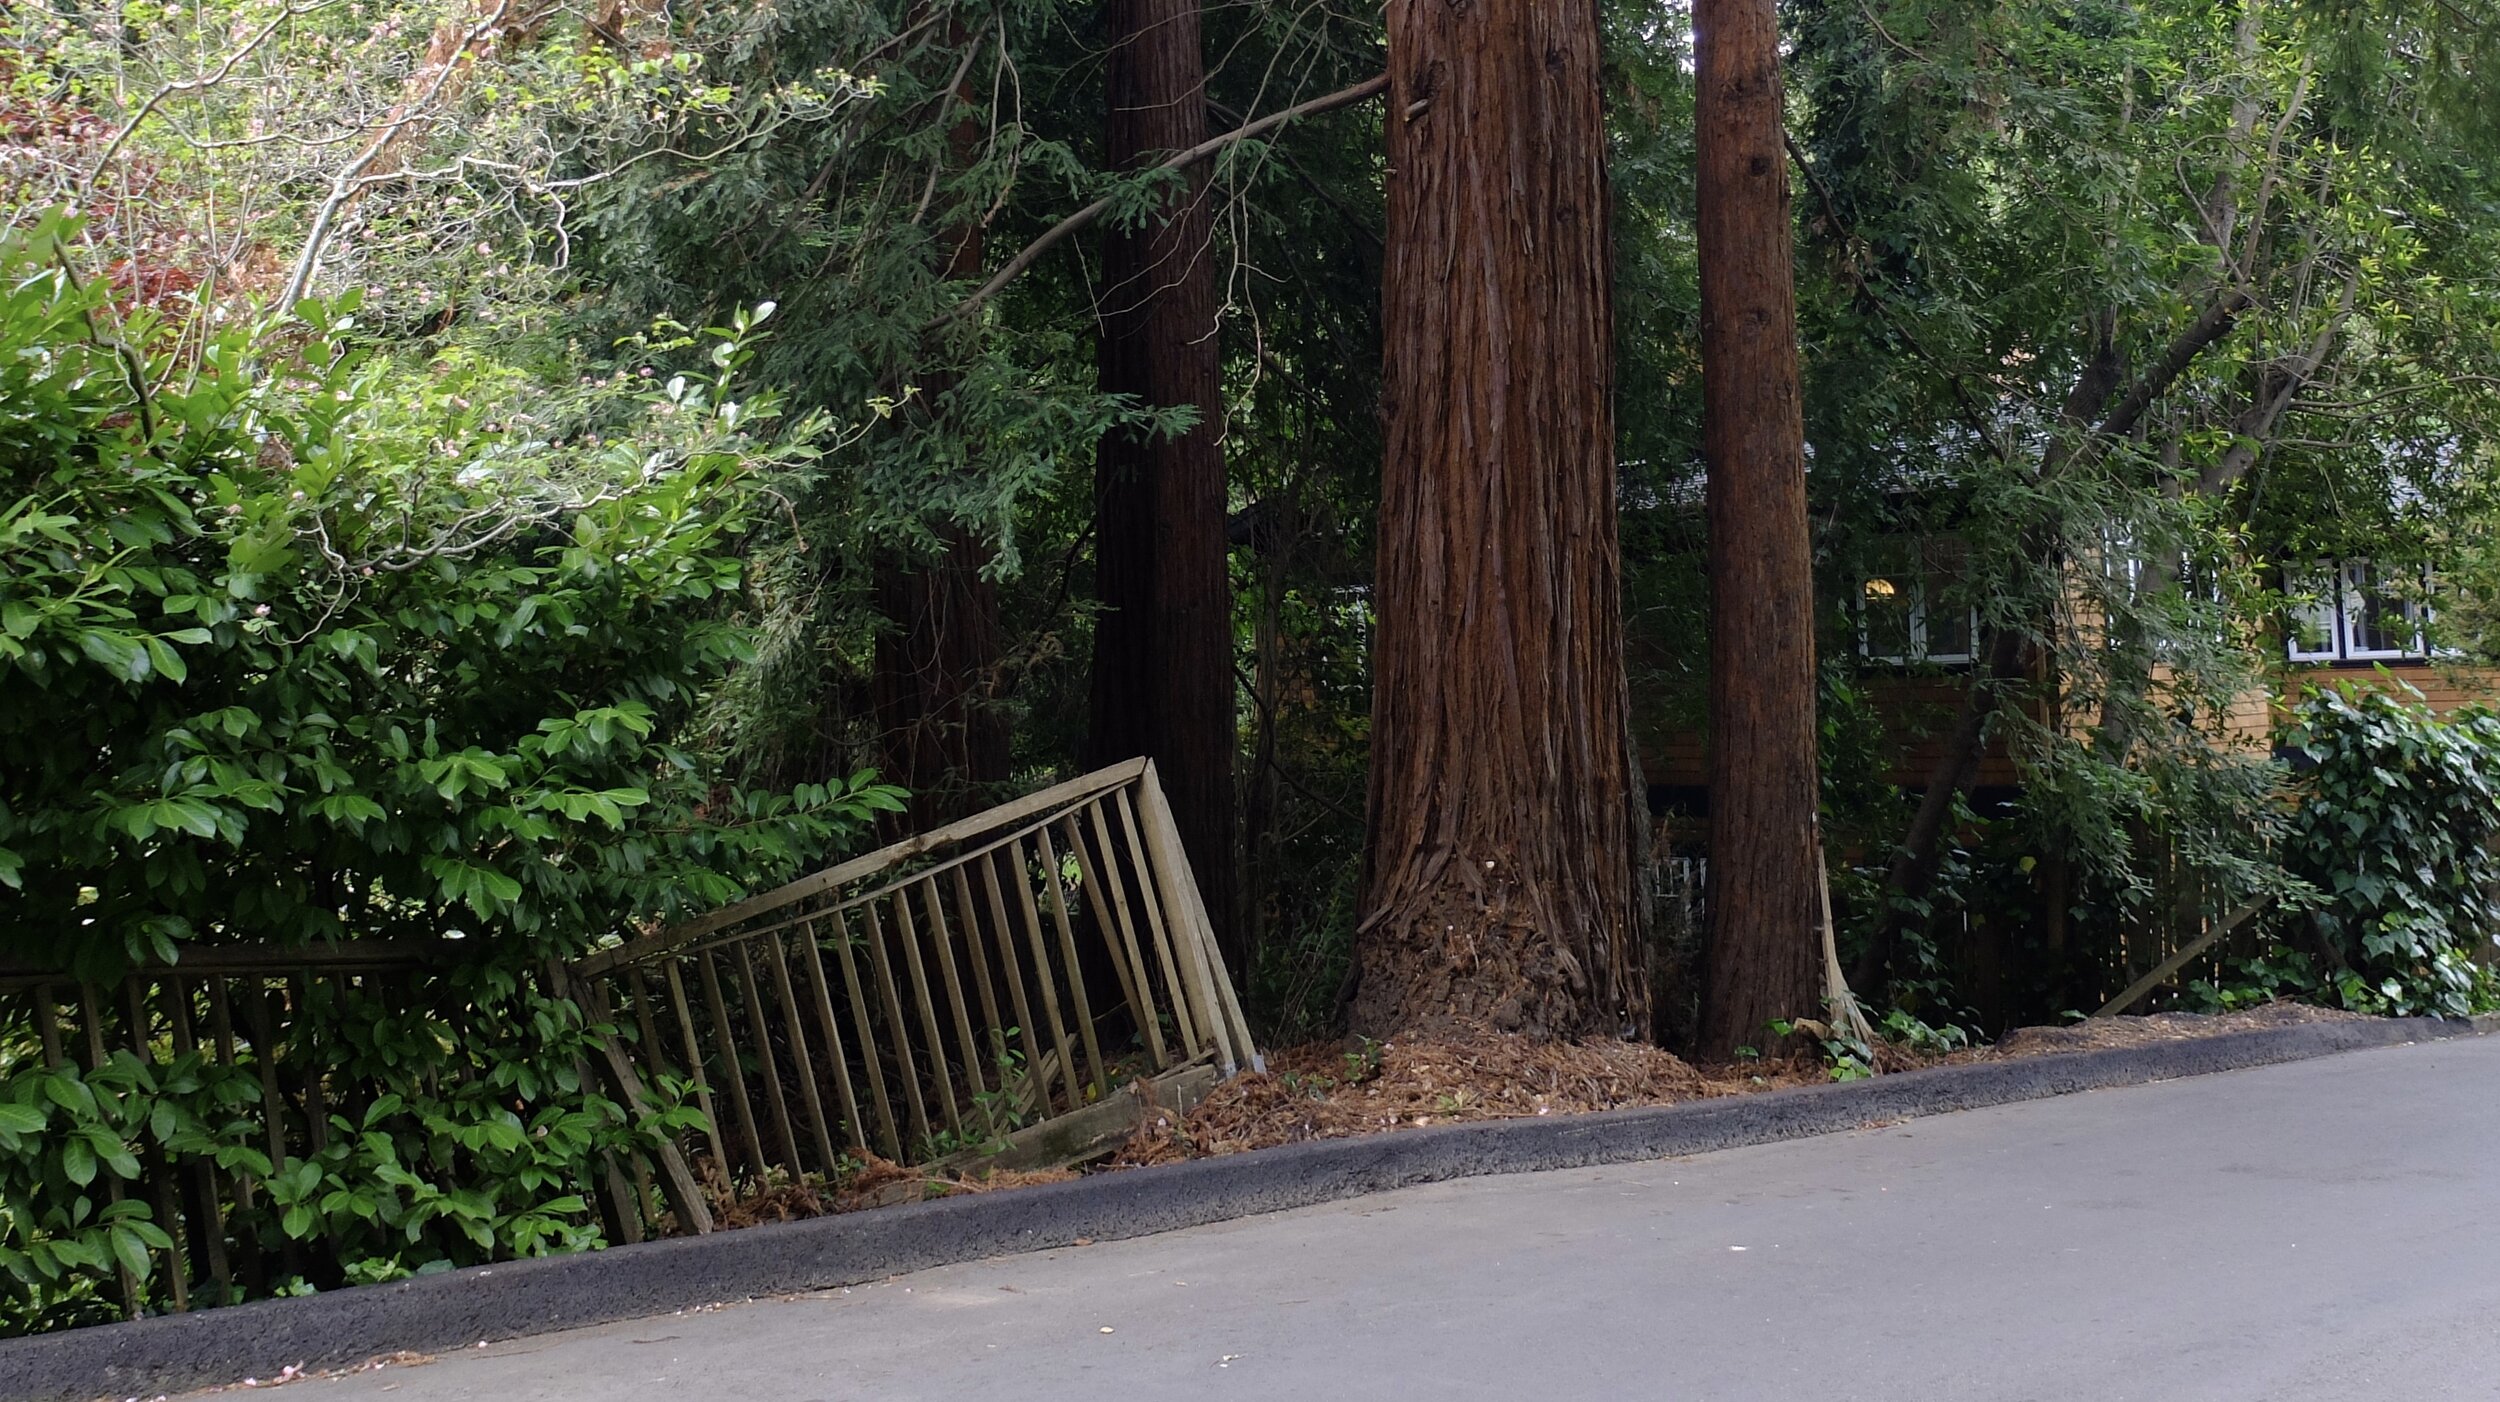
[2284, 559, 2431, 663]
[1858, 577, 1978, 666]
[1916, 593, 1979, 665]
[2284, 563, 2343, 663]
[2340, 560, 2429, 660]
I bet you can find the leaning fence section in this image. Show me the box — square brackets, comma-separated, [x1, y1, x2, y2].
[569, 758, 1258, 1186]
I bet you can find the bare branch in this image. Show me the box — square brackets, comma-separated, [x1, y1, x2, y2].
[2234, 64, 2315, 284]
[82, 0, 342, 196]
[280, 0, 518, 307]
[2197, 266, 2361, 496]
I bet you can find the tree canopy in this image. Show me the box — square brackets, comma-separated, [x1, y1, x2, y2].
[4, 0, 2500, 1327]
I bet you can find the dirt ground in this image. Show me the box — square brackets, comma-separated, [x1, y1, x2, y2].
[1113, 1033, 1808, 1166]
[1112, 1002, 2368, 1168]
[712, 1002, 2368, 1219]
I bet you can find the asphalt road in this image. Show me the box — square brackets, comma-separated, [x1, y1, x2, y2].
[293, 1034, 2500, 1402]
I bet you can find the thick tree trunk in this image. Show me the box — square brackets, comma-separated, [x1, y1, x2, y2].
[1087, 0, 1240, 966]
[1351, 0, 1644, 1040]
[1693, 0, 1823, 1059]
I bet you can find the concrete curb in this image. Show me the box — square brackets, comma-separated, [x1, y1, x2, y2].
[6, 1014, 2479, 1401]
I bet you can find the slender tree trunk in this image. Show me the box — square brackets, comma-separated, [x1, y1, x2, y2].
[1242, 541, 1287, 968]
[1087, 0, 1240, 965]
[872, 526, 1011, 830]
[872, 38, 1010, 832]
[1693, 0, 1822, 1059]
[1351, 0, 1644, 1040]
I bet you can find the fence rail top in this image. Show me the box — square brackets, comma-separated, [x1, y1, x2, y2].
[0, 940, 448, 988]
[572, 757, 1153, 978]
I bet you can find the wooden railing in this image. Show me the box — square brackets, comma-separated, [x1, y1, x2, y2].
[568, 758, 1258, 1182]
[0, 762, 1254, 1324]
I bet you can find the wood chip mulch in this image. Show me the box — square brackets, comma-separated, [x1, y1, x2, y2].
[1112, 1032, 1823, 1167]
[1112, 1002, 2367, 1167]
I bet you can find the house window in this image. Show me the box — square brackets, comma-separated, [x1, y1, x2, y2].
[2284, 560, 2430, 663]
[1860, 539, 1977, 665]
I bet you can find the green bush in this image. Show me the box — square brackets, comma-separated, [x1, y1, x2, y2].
[0, 967, 707, 1333]
[1, 213, 897, 974]
[2272, 683, 2500, 1018]
[0, 212, 900, 1329]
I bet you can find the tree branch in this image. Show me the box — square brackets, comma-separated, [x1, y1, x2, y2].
[922, 72, 1389, 334]
[280, 0, 517, 306]
[2197, 267, 2359, 496]
[2091, 287, 2254, 443]
[81, 0, 340, 197]
[1853, 282, 2258, 993]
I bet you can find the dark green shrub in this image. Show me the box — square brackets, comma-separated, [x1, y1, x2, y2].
[2274, 683, 2500, 1017]
[1, 214, 896, 974]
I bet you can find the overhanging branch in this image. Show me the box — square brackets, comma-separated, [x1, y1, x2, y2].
[921, 72, 1389, 334]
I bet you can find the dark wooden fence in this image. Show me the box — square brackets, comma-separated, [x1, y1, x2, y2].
[1647, 839, 2274, 1032]
[3, 943, 443, 1316]
[0, 761, 1257, 1326]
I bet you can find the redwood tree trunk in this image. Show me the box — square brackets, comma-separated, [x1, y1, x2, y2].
[872, 48, 1011, 832]
[1087, 0, 1240, 965]
[1693, 0, 1823, 1059]
[1351, 0, 1644, 1040]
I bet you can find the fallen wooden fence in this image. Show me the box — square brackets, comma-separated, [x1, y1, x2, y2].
[568, 758, 1259, 1188]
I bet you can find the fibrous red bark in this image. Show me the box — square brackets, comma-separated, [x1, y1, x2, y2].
[1694, 0, 1824, 1059]
[1351, 0, 1645, 1040]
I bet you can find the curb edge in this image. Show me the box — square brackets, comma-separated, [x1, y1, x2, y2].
[4, 1014, 2476, 1401]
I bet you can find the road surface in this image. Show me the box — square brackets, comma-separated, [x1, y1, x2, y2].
[293, 1034, 2500, 1401]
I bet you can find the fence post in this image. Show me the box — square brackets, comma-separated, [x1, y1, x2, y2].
[548, 963, 715, 1236]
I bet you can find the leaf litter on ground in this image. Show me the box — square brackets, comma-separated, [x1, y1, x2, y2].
[702, 1002, 2369, 1223]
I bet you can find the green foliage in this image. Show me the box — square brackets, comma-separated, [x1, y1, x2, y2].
[1752, 0, 2500, 1028]
[2190, 947, 2327, 1014]
[2271, 684, 2500, 1017]
[0, 215, 906, 1329]
[0, 214, 900, 977]
[1772, 1009, 1974, 1082]
[0, 970, 703, 1333]
[0, 1052, 202, 1331]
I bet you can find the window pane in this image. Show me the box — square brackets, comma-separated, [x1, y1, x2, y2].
[1919, 539, 1973, 660]
[2285, 565, 2339, 661]
[2344, 561, 2423, 658]
[1923, 598, 1974, 660]
[1862, 573, 1916, 659]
